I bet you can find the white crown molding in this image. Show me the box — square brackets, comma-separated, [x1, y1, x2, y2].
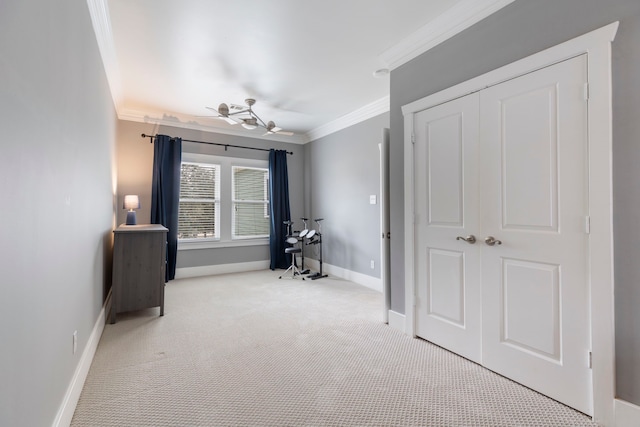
[118, 108, 309, 144]
[379, 0, 515, 70]
[307, 96, 390, 142]
[86, 0, 123, 110]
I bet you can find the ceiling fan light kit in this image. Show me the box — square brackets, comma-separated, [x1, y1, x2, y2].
[217, 103, 230, 116]
[266, 121, 281, 132]
[241, 118, 258, 130]
[204, 98, 294, 136]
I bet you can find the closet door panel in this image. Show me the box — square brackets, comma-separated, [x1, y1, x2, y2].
[427, 249, 465, 325]
[480, 54, 591, 414]
[427, 113, 464, 226]
[501, 85, 558, 231]
[414, 93, 481, 363]
[502, 258, 561, 360]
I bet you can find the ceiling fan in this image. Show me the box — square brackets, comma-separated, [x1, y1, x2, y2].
[203, 98, 294, 136]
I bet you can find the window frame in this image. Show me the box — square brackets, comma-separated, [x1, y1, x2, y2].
[178, 160, 221, 241]
[178, 153, 270, 250]
[231, 165, 271, 240]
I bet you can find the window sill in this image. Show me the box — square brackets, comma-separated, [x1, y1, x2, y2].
[178, 238, 269, 251]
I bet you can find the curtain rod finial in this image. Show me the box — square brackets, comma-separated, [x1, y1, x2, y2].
[141, 133, 154, 143]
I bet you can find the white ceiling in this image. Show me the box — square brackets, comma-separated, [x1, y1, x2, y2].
[92, 0, 513, 143]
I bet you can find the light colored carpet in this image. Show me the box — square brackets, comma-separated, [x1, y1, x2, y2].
[72, 270, 598, 426]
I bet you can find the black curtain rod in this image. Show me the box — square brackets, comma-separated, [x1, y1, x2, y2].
[140, 134, 293, 155]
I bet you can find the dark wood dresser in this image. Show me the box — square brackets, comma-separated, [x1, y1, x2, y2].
[110, 224, 168, 323]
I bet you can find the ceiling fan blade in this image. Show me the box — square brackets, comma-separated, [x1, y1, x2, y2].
[229, 103, 249, 112]
[222, 116, 239, 125]
[203, 105, 240, 124]
[263, 129, 294, 136]
[196, 115, 238, 124]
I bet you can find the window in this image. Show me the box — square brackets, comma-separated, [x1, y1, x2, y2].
[177, 153, 269, 248]
[232, 166, 270, 239]
[178, 162, 220, 239]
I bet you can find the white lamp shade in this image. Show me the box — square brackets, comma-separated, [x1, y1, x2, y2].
[123, 195, 140, 210]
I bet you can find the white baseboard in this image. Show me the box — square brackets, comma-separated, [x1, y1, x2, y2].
[388, 310, 406, 333]
[175, 260, 271, 279]
[304, 259, 382, 292]
[52, 291, 110, 427]
[615, 398, 640, 426]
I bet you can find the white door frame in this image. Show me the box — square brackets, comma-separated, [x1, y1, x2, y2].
[402, 22, 618, 425]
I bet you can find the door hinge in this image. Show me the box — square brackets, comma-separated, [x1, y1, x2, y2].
[583, 83, 590, 101]
[585, 216, 591, 234]
[588, 351, 593, 369]
[411, 133, 416, 144]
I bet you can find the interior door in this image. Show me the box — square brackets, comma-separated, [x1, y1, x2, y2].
[379, 129, 391, 323]
[480, 55, 591, 414]
[414, 93, 482, 363]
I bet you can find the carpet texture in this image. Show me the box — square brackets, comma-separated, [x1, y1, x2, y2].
[71, 270, 598, 426]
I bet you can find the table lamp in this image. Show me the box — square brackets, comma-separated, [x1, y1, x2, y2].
[123, 195, 140, 225]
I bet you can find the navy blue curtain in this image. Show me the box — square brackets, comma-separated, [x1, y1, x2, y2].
[268, 149, 291, 270]
[151, 135, 182, 282]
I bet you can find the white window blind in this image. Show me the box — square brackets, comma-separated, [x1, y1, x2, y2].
[232, 166, 270, 238]
[178, 162, 220, 239]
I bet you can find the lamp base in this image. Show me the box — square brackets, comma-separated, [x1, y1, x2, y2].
[126, 210, 137, 225]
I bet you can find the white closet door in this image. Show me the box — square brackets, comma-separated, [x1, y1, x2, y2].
[414, 93, 481, 363]
[480, 55, 591, 414]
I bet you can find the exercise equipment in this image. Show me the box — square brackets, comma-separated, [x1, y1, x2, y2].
[304, 218, 328, 280]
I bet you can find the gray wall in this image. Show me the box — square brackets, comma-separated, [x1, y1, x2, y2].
[0, 1, 117, 425]
[306, 113, 389, 277]
[116, 120, 305, 269]
[389, 0, 640, 405]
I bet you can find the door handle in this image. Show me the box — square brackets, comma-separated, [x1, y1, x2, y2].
[484, 236, 502, 246]
[456, 235, 476, 244]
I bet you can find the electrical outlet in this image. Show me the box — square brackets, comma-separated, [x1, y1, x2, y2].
[73, 331, 77, 355]
[370, 260, 375, 269]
